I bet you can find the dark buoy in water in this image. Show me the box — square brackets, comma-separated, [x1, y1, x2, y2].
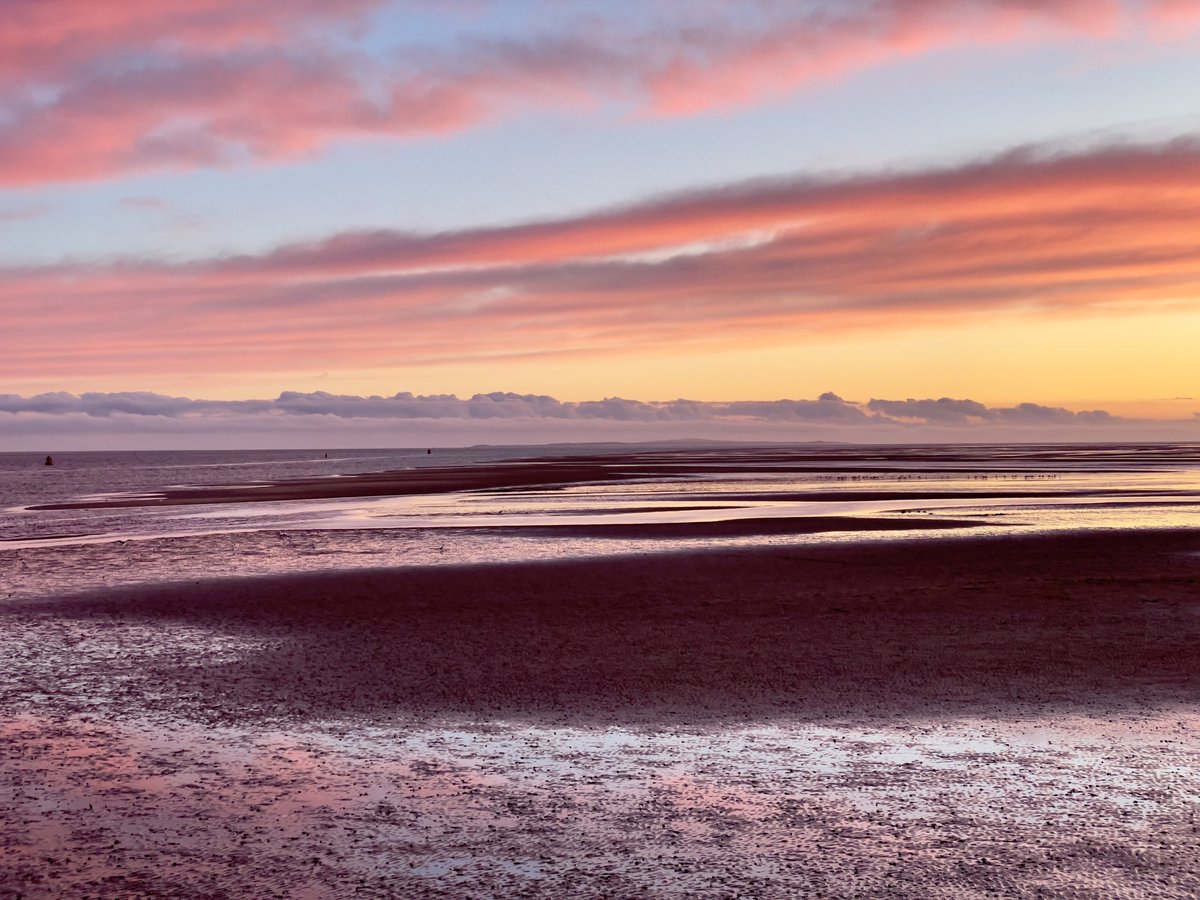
[44, 455, 53, 466]
[427, 448, 432, 454]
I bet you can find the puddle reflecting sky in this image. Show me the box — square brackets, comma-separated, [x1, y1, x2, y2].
[3, 443, 1199, 602]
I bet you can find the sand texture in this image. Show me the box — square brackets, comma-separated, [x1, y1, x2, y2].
[3, 530, 1200, 897]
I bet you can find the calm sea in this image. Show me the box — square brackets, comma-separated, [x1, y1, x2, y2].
[3, 443, 1199, 602]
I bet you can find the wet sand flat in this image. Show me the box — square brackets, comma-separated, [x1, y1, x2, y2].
[3, 530, 1200, 896]
[26, 444, 1188, 512]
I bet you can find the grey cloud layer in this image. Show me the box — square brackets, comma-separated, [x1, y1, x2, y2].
[0, 390, 1135, 429]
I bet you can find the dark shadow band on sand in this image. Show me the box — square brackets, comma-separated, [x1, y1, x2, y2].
[9, 529, 1200, 728]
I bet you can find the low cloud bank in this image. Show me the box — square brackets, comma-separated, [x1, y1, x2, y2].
[0, 389, 1122, 426]
[1, 389, 1194, 451]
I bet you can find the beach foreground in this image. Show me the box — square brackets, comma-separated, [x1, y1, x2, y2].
[3, 530, 1200, 897]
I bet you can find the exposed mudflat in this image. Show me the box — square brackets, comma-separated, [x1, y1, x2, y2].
[3, 530, 1200, 897]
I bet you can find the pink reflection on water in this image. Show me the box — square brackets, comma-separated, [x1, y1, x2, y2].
[3, 715, 1200, 895]
[0, 716, 513, 896]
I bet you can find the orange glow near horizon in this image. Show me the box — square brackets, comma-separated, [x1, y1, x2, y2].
[10, 307, 1197, 424]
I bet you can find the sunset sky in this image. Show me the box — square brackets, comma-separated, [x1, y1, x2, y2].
[3, 0, 1200, 447]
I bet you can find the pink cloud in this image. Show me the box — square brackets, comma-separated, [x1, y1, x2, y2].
[3, 137, 1200, 380]
[637, 0, 1128, 116]
[0, 0, 382, 84]
[0, 1, 1196, 186]
[218, 137, 1200, 277]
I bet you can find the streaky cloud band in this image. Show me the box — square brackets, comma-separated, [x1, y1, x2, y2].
[2, 0, 1196, 186]
[6, 135, 1200, 383]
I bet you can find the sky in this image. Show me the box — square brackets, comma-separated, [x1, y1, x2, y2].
[3, 0, 1200, 448]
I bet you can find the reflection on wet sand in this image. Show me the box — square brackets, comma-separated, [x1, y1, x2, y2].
[5, 713, 1199, 897]
[25, 444, 1200, 514]
[4, 530, 1200, 895]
